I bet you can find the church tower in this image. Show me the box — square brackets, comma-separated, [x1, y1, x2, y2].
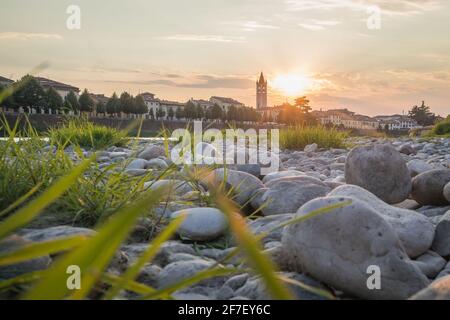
[256, 72, 267, 109]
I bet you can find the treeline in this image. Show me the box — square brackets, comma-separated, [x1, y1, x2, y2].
[272, 96, 317, 125]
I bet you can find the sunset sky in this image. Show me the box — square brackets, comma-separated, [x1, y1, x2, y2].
[1, 0, 449, 116]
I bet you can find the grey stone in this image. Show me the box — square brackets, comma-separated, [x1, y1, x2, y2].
[144, 179, 194, 197]
[262, 170, 305, 184]
[136, 264, 162, 287]
[399, 144, 416, 155]
[126, 158, 147, 170]
[444, 182, 450, 202]
[138, 145, 166, 160]
[329, 184, 435, 258]
[431, 211, 450, 258]
[171, 208, 229, 241]
[247, 214, 293, 243]
[157, 259, 218, 288]
[411, 169, 450, 206]
[260, 180, 329, 216]
[345, 144, 412, 204]
[234, 272, 332, 300]
[0, 235, 51, 280]
[304, 143, 318, 153]
[146, 158, 169, 170]
[413, 251, 447, 279]
[436, 262, 450, 279]
[20, 226, 96, 243]
[281, 196, 430, 299]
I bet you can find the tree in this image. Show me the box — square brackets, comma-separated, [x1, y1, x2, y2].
[175, 106, 184, 120]
[168, 107, 174, 120]
[408, 101, 436, 126]
[184, 100, 197, 119]
[106, 93, 119, 116]
[134, 95, 148, 115]
[45, 87, 63, 111]
[78, 89, 94, 113]
[196, 105, 204, 120]
[149, 108, 155, 120]
[294, 96, 312, 114]
[13, 75, 46, 111]
[0, 84, 15, 110]
[62, 99, 72, 112]
[96, 101, 106, 116]
[66, 91, 80, 112]
[120, 92, 134, 115]
[211, 104, 223, 120]
[156, 106, 165, 120]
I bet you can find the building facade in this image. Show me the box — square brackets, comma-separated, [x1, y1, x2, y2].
[209, 96, 245, 112]
[256, 72, 267, 110]
[35, 77, 80, 99]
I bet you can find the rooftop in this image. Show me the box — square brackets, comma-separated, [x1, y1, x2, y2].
[35, 77, 80, 92]
[0, 76, 14, 84]
[210, 96, 244, 105]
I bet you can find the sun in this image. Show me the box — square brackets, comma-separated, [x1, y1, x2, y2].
[273, 74, 311, 96]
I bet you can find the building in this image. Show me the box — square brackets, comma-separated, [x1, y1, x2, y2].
[0, 76, 14, 87]
[374, 115, 421, 131]
[189, 98, 214, 111]
[35, 77, 80, 99]
[256, 72, 267, 109]
[139, 92, 185, 119]
[314, 108, 379, 130]
[209, 96, 245, 112]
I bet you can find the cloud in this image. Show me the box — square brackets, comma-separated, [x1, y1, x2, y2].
[0, 32, 62, 40]
[157, 34, 245, 43]
[105, 74, 254, 89]
[299, 19, 341, 30]
[285, 0, 440, 15]
[227, 20, 280, 32]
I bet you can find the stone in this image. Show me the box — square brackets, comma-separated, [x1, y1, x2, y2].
[0, 235, 51, 280]
[234, 272, 332, 300]
[204, 169, 265, 206]
[262, 170, 305, 184]
[260, 179, 330, 216]
[281, 196, 430, 299]
[436, 262, 450, 279]
[431, 211, 450, 258]
[345, 144, 412, 204]
[20, 226, 96, 243]
[157, 259, 217, 288]
[247, 214, 294, 243]
[136, 264, 162, 287]
[413, 251, 447, 279]
[444, 182, 450, 203]
[126, 158, 147, 170]
[146, 158, 169, 170]
[411, 169, 450, 206]
[144, 179, 194, 197]
[171, 208, 229, 241]
[250, 188, 269, 210]
[410, 275, 450, 300]
[407, 160, 434, 177]
[399, 144, 416, 155]
[138, 145, 166, 160]
[417, 205, 450, 218]
[393, 199, 420, 210]
[124, 169, 148, 176]
[329, 185, 435, 258]
[304, 143, 318, 153]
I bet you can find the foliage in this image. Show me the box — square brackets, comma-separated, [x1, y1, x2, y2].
[12, 75, 46, 110]
[78, 89, 94, 113]
[65, 91, 80, 112]
[48, 119, 127, 149]
[45, 88, 63, 111]
[431, 118, 450, 136]
[106, 92, 120, 115]
[280, 125, 347, 150]
[408, 101, 436, 126]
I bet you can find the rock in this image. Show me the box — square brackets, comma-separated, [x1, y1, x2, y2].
[329, 184, 435, 258]
[110, 152, 129, 159]
[136, 264, 162, 287]
[411, 169, 450, 205]
[126, 158, 147, 170]
[345, 144, 412, 204]
[264, 175, 325, 188]
[444, 182, 450, 202]
[20, 226, 96, 243]
[204, 169, 265, 206]
[146, 158, 169, 170]
[234, 272, 332, 300]
[157, 259, 217, 288]
[410, 275, 450, 300]
[431, 211, 450, 258]
[436, 262, 450, 279]
[171, 208, 229, 241]
[394, 199, 420, 210]
[138, 145, 166, 160]
[417, 205, 450, 218]
[262, 170, 305, 184]
[260, 179, 329, 216]
[250, 188, 269, 210]
[231, 164, 261, 177]
[407, 160, 434, 177]
[281, 196, 430, 299]
[121, 241, 196, 267]
[413, 251, 447, 279]
[399, 144, 416, 155]
[304, 143, 318, 153]
[144, 179, 194, 197]
[0, 235, 51, 280]
[125, 169, 148, 176]
[247, 214, 293, 243]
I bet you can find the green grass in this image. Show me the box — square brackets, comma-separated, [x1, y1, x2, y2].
[280, 126, 348, 150]
[431, 119, 450, 137]
[48, 118, 127, 150]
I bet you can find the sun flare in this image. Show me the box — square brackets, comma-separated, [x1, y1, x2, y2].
[273, 74, 311, 96]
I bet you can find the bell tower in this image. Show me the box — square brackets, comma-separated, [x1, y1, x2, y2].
[256, 72, 267, 109]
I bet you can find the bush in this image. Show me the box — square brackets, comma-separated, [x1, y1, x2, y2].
[432, 120, 450, 136]
[280, 126, 347, 150]
[48, 119, 127, 149]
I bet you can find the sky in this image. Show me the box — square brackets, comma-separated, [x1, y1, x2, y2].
[0, 0, 449, 116]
